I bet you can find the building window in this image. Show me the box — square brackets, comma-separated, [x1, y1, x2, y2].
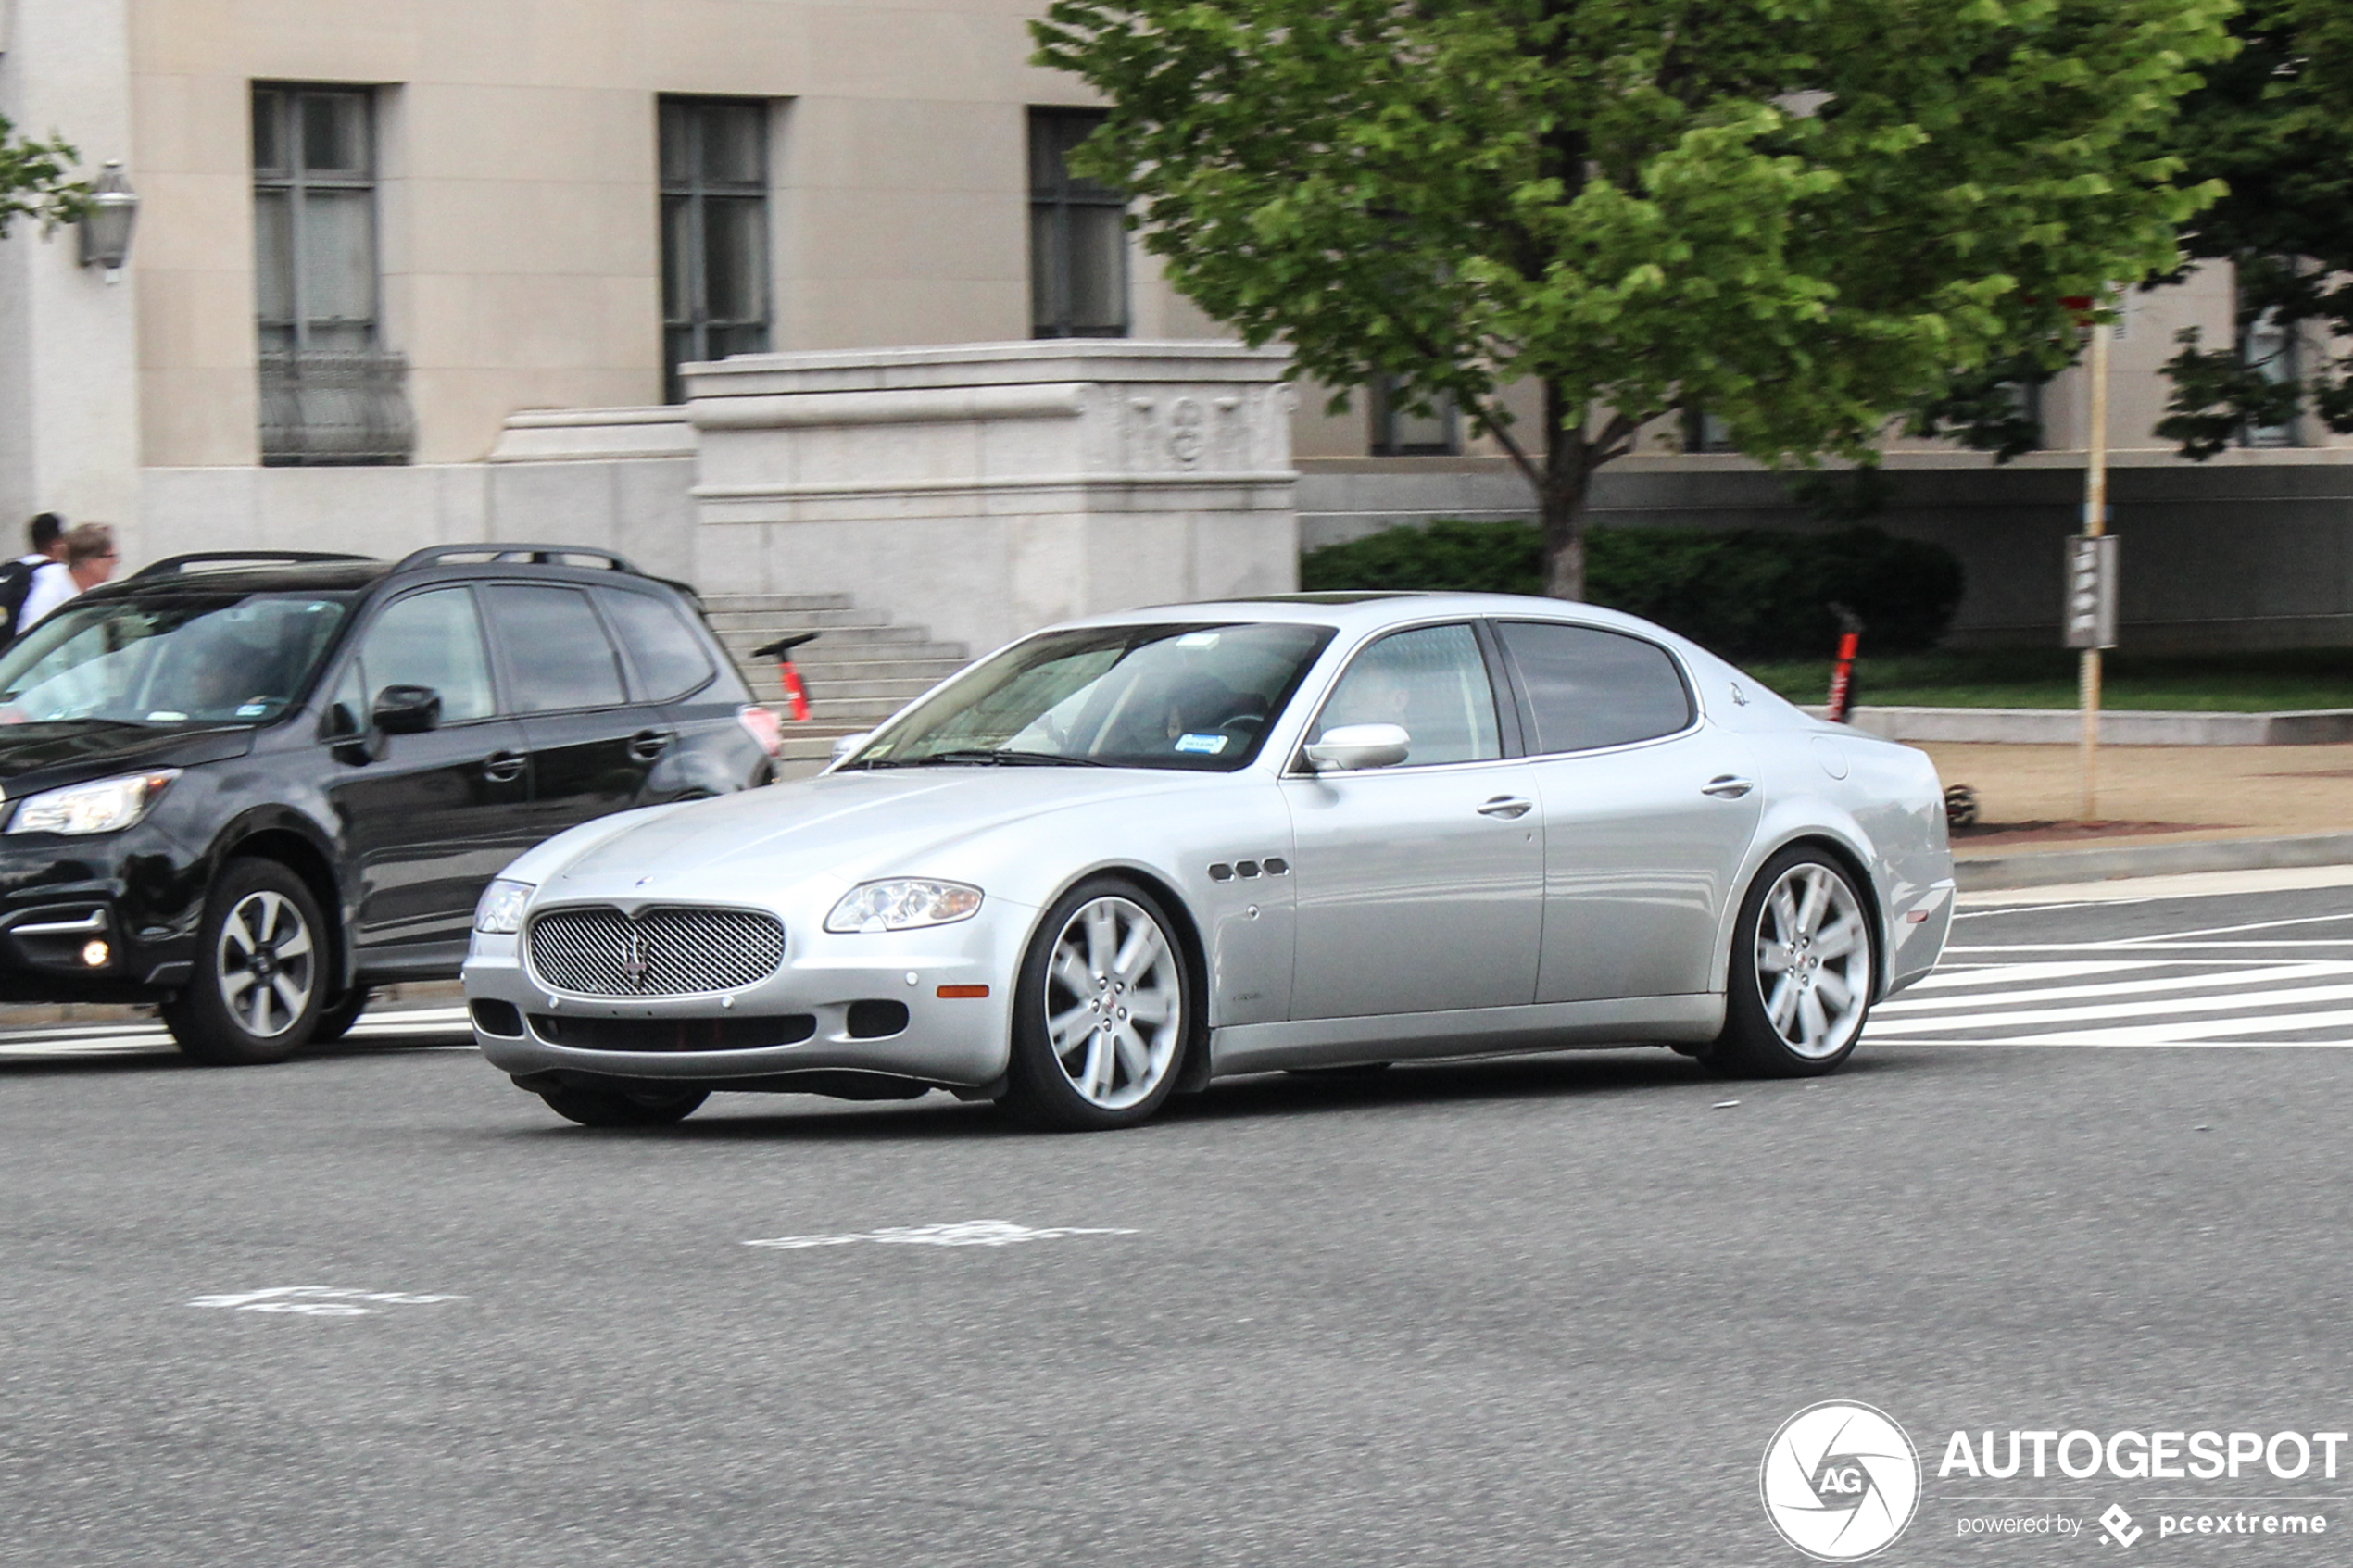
[2241, 307, 2299, 448]
[253, 83, 411, 465]
[1682, 408, 1736, 453]
[1029, 108, 1127, 339]
[661, 97, 772, 406]
[1369, 377, 1459, 456]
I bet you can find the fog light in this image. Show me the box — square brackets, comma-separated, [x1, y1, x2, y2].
[81, 940, 109, 967]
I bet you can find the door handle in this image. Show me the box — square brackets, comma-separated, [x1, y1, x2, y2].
[629, 729, 673, 761]
[1702, 775, 1755, 799]
[1477, 796, 1535, 820]
[482, 750, 526, 783]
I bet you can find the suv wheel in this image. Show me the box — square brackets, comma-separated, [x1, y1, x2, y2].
[163, 859, 327, 1066]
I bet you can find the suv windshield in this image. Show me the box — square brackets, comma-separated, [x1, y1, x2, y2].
[0, 593, 352, 727]
[849, 621, 1335, 772]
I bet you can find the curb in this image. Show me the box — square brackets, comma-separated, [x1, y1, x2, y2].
[1803, 705, 2353, 746]
[1955, 831, 2353, 891]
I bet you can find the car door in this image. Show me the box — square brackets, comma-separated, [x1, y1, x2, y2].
[1491, 619, 1762, 1003]
[323, 585, 535, 955]
[483, 583, 670, 835]
[1279, 621, 1542, 1021]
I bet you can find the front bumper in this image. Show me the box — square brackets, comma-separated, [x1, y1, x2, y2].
[463, 900, 1035, 1091]
[0, 829, 204, 1000]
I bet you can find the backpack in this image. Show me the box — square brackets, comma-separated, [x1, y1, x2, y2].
[0, 559, 44, 647]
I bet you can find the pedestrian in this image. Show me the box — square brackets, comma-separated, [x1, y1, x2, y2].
[18, 523, 119, 637]
[0, 513, 69, 645]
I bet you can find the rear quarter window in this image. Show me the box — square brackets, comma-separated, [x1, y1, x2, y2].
[1495, 621, 1694, 753]
[597, 588, 717, 702]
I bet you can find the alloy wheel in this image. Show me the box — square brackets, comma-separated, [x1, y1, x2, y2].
[1041, 896, 1183, 1110]
[213, 888, 317, 1039]
[1753, 862, 1870, 1060]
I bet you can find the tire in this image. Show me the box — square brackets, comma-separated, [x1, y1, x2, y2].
[308, 985, 373, 1045]
[535, 1082, 710, 1128]
[1000, 877, 1196, 1131]
[1704, 847, 1878, 1079]
[163, 859, 329, 1066]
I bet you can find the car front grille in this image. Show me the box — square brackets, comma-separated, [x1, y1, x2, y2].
[525, 906, 786, 996]
[527, 1013, 816, 1052]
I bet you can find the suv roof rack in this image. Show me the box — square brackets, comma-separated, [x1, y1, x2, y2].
[390, 543, 643, 577]
[130, 550, 376, 582]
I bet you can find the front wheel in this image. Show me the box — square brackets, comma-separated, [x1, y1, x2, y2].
[1705, 848, 1876, 1078]
[163, 859, 328, 1066]
[308, 985, 373, 1045]
[1000, 878, 1195, 1131]
[535, 1082, 709, 1128]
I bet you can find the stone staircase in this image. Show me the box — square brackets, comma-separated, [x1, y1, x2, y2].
[698, 593, 971, 762]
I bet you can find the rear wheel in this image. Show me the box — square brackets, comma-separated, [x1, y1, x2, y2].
[163, 859, 327, 1066]
[1000, 878, 1194, 1131]
[535, 1082, 709, 1128]
[1704, 847, 1876, 1078]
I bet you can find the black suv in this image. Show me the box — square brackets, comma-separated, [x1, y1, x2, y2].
[0, 545, 776, 1063]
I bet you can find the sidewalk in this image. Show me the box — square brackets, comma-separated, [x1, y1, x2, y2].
[1919, 741, 2353, 887]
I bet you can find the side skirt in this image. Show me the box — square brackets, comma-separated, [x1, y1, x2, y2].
[1209, 994, 1724, 1077]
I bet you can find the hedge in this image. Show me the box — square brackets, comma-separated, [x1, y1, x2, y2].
[1299, 521, 1964, 659]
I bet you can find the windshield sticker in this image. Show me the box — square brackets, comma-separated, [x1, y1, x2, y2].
[234, 703, 270, 718]
[145, 710, 188, 722]
[1175, 733, 1229, 755]
[1176, 632, 1221, 648]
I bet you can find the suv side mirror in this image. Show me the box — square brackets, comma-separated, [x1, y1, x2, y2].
[1302, 722, 1412, 772]
[373, 684, 443, 735]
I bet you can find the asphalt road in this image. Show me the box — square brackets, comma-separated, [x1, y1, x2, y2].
[5, 872, 2352, 1566]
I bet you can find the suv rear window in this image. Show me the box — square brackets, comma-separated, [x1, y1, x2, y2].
[597, 588, 714, 702]
[487, 585, 627, 712]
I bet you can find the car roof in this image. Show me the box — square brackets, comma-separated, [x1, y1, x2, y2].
[84, 548, 696, 608]
[1060, 590, 1681, 641]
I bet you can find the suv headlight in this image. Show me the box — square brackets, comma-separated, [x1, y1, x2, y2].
[473, 879, 534, 935]
[824, 879, 984, 934]
[8, 770, 181, 835]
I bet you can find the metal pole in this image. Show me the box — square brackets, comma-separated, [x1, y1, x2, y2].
[2080, 304, 2111, 821]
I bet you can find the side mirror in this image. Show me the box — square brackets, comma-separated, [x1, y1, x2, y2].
[372, 684, 443, 735]
[1302, 722, 1412, 772]
[828, 731, 873, 763]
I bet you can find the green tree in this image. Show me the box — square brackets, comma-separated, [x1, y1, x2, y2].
[2155, 0, 2353, 456]
[1035, 0, 2233, 598]
[0, 113, 90, 238]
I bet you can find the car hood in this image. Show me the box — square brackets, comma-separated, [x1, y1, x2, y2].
[0, 721, 255, 792]
[541, 765, 1201, 903]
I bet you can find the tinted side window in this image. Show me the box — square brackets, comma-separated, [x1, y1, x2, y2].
[356, 588, 495, 722]
[1312, 622, 1501, 766]
[486, 585, 627, 712]
[598, 588, 715, 702]
[1497, 621, 1693, 753]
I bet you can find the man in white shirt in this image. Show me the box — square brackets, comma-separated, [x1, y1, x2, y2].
[19, 523, 118, 633]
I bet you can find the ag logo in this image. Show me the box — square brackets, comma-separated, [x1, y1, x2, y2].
[1760, 1401, 1920, 1561]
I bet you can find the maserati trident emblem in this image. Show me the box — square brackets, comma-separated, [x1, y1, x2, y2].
[621, 929, 649, 991]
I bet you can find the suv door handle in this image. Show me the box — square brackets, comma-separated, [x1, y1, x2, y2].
[1702, 775, 1755, 798]
[1477, 796, 1535, 820]
[628, 729, 673, 761]
[482, 750, 526, 783]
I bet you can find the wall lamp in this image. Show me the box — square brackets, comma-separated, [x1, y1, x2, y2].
[78, 160, 139, 277]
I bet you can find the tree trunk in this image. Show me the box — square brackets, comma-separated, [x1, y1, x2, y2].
[1539, 381, 1593, 602]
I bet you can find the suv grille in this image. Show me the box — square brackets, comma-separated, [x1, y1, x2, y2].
[526, 907, 785, 996]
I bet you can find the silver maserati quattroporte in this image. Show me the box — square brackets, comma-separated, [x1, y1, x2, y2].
[463, 593, 1953, 1130]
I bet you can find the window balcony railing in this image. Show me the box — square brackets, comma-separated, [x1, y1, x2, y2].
[258, 347, 416, 466]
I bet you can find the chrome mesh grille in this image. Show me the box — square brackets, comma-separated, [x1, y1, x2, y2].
[525, 907, 785, 996]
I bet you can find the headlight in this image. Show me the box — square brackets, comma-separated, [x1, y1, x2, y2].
[473, 879, 534, 935]
[8, 770, 180, 835]
[824, 879, 984, 934]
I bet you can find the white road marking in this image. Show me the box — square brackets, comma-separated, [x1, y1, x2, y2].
[1880, 962, 2353, 1012]
[1906, 960, 2230, 988]
[1869, 978, 2353, 1035]
[0, 1008, 472, 1060]
[187, 1286, 466, 1317]
[1957, 863, 2353, 909]
[744, 1220, 1139, 1250]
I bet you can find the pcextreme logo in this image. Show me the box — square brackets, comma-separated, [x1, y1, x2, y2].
[1761, 1401, 1923, 1561]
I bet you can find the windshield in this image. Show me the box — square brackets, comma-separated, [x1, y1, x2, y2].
[849, 621, 1336, 771]
[0, 593, 352, 727]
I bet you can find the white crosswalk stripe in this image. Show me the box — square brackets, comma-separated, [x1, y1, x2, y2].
[1869, 943, 2353, 1047]
[0, 1006, 474, 1060]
